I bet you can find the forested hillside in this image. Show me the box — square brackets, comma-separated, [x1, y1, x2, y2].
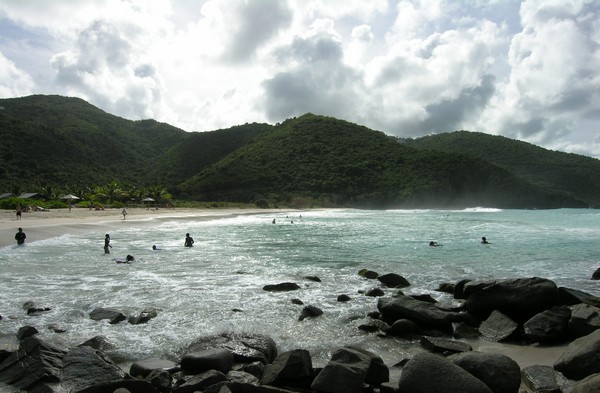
[0, 95, 596, 209]
[403, 131, 600, 207]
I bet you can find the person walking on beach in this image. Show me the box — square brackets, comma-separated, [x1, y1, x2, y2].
[122, 208, 127, 220]
[16, 205, 22, 220]
[15, 228, 26, 245]
[184, 233, 194, 247]
[104, 234, 112, 254]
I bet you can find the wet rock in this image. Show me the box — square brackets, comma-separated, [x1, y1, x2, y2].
[311, 346, 389, 393]
[290, 298, 303, 305]
[128, 308, 158, 325]
[337, 294, 351, 302]
[26, 306, 52, 315]
[411, 293, 437, 303]
[0, 334, 18, 364]
[398, 352, 493, 393]
[227, 369, 260, 385]
[186, 332, 277, 364]
[420, 336, 472, 355]
[130, 358, 179, 378]
[16, 325, 38, 340]
[437, 282, 456, 294]
[556, 287, 600, 308]
[479, 310, 519, 342]
[454, 279, 472, 299]
[569, 303, 600, 338]
[61, 345, 127, 393]
[523, 306, 571, 344]
[173, 369, 227, 393]
[377, 273, 410, 288]
[592, 268, 600, 280]
[365, 287, 385, 297]
[0, 337, 65, 392]
[358, 269, 379, 279]
[145, 369, 173, 392]
[262, 283, 300, 292]
[573, 373, 600, 392]
[452, 322, 480, 339]
[464, 277, 558, 321]
[304, 275, 321, 282]
[89, 307, 127, 324]
[261, 349, 314, 389]
[181, 348, 235, 374]
[378, 295, 467, 330]
[298, 305, 323, 321]
[79, 335, 116, 351]
[554, 329, 600, 380]
[47, 323, 67, 333]
[522, 365, 571, 393]
[450, 351, 521, 393]
[387, 319, 421, 337]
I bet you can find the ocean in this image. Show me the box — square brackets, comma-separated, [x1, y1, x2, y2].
[0, 208, 599, 383]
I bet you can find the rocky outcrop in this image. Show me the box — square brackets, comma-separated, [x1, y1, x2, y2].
[569, 303, 600, 338]
[521, 365, 571, 393]
[261, 349, 314, 389]
[398, 352, 493, 393]
[464, 277, 558, 321]
[523, 306, 571, 343]
[450, 351, 521, 393]
[377, 295, 467, 330]
[554, 329, 600, 380]
[185, 333, 278, 364]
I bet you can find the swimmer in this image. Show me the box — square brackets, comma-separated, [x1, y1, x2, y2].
[114, 255, 135, 264]
[429, 241, 442, 247]
[184, 233, 194, 247]
[152, 245, 163, 251]
[481, 237, 491, 244]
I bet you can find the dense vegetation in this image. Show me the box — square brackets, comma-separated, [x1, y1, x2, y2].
[0, 95, 598, 209]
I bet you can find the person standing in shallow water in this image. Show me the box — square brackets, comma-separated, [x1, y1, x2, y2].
[15, 228, 26, 245]
[184, 233, 194, 247]
[104, 234, 112, 254]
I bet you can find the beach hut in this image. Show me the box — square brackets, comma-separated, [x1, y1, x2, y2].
[142, 197, 155, 209]
[0, 192, 13, 199]
[18, 192, 42, 199]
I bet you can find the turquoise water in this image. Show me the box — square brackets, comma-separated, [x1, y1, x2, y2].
[0, 208, 599, 374]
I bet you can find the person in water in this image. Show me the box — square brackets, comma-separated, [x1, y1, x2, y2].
[184, 233, 194, 247]
[429, 241, 441, 247]
[104, 234, 112, 254]
[114, 255, 135, 263]
[152, 245, 163, 251]
[481, 236, 491, 244]
[15, 227, 26, 245]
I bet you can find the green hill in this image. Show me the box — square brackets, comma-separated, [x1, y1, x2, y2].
[0, 95, 595, 209]
[178, 114, 585, 208]
[403, 131, 600, 207]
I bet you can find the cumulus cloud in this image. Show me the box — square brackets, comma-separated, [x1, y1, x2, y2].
[0, 51, 34, 97]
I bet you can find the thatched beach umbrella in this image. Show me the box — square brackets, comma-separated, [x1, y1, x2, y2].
[60, 194, 80, 211]
[142, 197, 155, 209]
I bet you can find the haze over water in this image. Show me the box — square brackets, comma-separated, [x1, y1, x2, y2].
[1, 208, 598, 377]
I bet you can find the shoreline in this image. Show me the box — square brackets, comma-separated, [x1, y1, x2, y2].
[0, 207, 289, 248]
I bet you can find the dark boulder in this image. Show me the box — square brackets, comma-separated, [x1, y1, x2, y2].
[377, 273, 410, 288]
[262, 283, 300, 292]
[420, 336, 472, 355]
[377, 295, 467, 329]
[145, 369, 173, 392]
[89, 307, 127, 324]
[130, 358, 179, 379]
[61, 345, 127, 393]
[181, 348, 235, 374]
[290, 298, 303, 305]
[78, 335, 116, 351]
[411, 293, 437, 303]
[0, 337, 65, 392]
[450, 351, 521, 393]
[452, 322, 480, 339]
[454, 279, 472, 299]
[128, 308, 158, 325]
[365, 287, 385, 297]
[186, 332, 277, 364]
[464, 277, 558, 320]
[173, 369, 227, 393]
[311, 346, 389, 393]
[304, 275, 321, 282]
[523, 306, 571, 343]
[358, 269, 379, 279]
[261, 349, 313, 389]
[479, 310, 519, 342]
[557, 287, 600, 308]
[298, 305, 323, 321]
[337, 294, 351, 302]
[573, 373, 600, 392]
[16, 325, 38, 340]
[387, 319, 421, 337]
[521, 365, 571, 393]
[554, 329, 600, 380]
[437, 282, 455, 294]
[569, 303, 600, 338]
[398, 352, 493, 393]
[26, 306, 52, 315]
[592, 268, 600, 280]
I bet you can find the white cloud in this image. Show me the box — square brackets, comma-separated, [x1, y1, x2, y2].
[0, 0, 599, 157]
[0, 51, 34, 97]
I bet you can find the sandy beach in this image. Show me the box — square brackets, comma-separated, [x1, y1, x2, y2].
[0, 206, 282, 248]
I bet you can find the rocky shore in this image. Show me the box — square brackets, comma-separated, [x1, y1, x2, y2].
[1, 272, 600, 393]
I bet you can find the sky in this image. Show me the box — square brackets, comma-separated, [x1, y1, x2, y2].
[0, 0, 599, 157]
